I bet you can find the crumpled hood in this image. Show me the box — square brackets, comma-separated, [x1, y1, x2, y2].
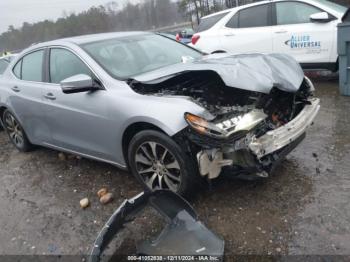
[133, 53, 304, 94]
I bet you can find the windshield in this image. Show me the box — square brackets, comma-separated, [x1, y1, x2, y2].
[316, 0, 348, 14]
[81, 34, 202, 79]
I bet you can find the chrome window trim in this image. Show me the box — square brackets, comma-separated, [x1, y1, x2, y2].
[10, 47, 47, 84]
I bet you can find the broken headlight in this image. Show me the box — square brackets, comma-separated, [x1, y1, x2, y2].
[185, 113, 226, 138]
[185, 110, 267, 139]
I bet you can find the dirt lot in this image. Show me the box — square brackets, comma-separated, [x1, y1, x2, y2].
[0, 80, 349, 258]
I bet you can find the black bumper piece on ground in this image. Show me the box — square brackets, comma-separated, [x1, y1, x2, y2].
[90, 190, 224, 262]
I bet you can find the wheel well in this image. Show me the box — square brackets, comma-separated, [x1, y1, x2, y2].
[334, 58, 339, 72]
[0, 106, 7, 120]
[122, 122, 165, 164]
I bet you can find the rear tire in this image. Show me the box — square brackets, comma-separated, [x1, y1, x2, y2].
[128, 130, 197, 197]
[2, 110, 33, 152]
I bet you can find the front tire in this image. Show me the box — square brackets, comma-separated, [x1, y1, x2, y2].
[2, 110, 33, 152]
[128, 130, 196, 197]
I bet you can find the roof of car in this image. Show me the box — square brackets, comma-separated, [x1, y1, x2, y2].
[30, 31, 152, 49]
[201, 0, 271, 19]
[200, 0, 346, 20]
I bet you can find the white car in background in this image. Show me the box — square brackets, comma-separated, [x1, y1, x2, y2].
[0, 54, 16, 130]
[190, 0, 348, 71]
[0, 55, 16, 75]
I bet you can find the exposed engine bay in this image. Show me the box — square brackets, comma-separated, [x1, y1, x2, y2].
[129, 70, 319, 180]
[129, 70, 312, 126]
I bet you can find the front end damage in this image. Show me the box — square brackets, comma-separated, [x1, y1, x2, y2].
[129, 54, 320, 180]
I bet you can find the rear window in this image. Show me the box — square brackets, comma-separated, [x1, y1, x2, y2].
[196, 12, 229, 32]
[20, 50, 44, 82]
[0, 59, 9, 75]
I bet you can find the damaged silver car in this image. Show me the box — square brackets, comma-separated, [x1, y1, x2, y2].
[0, 32, 320, 196]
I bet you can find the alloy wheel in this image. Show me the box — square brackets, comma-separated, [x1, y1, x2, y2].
[4, 113, 24, 148]
[135, 141, 181, 191]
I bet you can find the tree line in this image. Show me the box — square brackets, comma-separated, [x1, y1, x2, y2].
[178, 0, 263, 25]
[0, 0, 348, 52]
[0, 0, 183, 52]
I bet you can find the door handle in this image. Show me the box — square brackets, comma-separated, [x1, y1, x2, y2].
[224, 33, 235, 37]
[11, 86, 20, 92]
[275, 30, 288, 34]
[44, 93, 56, 100]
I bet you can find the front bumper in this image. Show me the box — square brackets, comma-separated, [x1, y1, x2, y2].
[249, 98, 320, 159]
[90, 190, 224, 261]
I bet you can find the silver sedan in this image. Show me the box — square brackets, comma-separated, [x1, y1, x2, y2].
[0, 32, 319, 196]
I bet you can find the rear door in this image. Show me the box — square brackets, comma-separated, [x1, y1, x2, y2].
[8, 49, 50, 143]
[193, 12, 230, 53]
[272, 1, 336, 64]
[219, 3, 273, 54]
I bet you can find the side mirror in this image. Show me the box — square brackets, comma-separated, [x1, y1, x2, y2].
[60, 74, 100, 94]
[310, 12, 332, 23]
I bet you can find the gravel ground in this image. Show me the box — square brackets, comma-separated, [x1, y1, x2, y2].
[0, 80, 349, 259]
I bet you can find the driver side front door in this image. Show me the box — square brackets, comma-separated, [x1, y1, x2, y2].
[42, 47, 116, 162]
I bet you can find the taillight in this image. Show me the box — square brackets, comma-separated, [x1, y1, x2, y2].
[191, 34, 200, 45]
[176, 33, 181, 42]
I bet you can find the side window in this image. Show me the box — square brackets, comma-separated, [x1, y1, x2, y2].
[276, 2, 321, 25]
[13, 60, 22, 78]
[50, 48, 91, 84]
[21, 50, 44, 82]
[237, 4, 270, 28]
[226, 13, 239, 28]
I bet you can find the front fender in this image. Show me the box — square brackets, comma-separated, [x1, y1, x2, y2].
[120, 95, 211, 137]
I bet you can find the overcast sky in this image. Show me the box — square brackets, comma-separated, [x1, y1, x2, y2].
[0, 0, 139, 34]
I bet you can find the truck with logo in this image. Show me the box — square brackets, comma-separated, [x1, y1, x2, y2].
[190, 0, 348, 71]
